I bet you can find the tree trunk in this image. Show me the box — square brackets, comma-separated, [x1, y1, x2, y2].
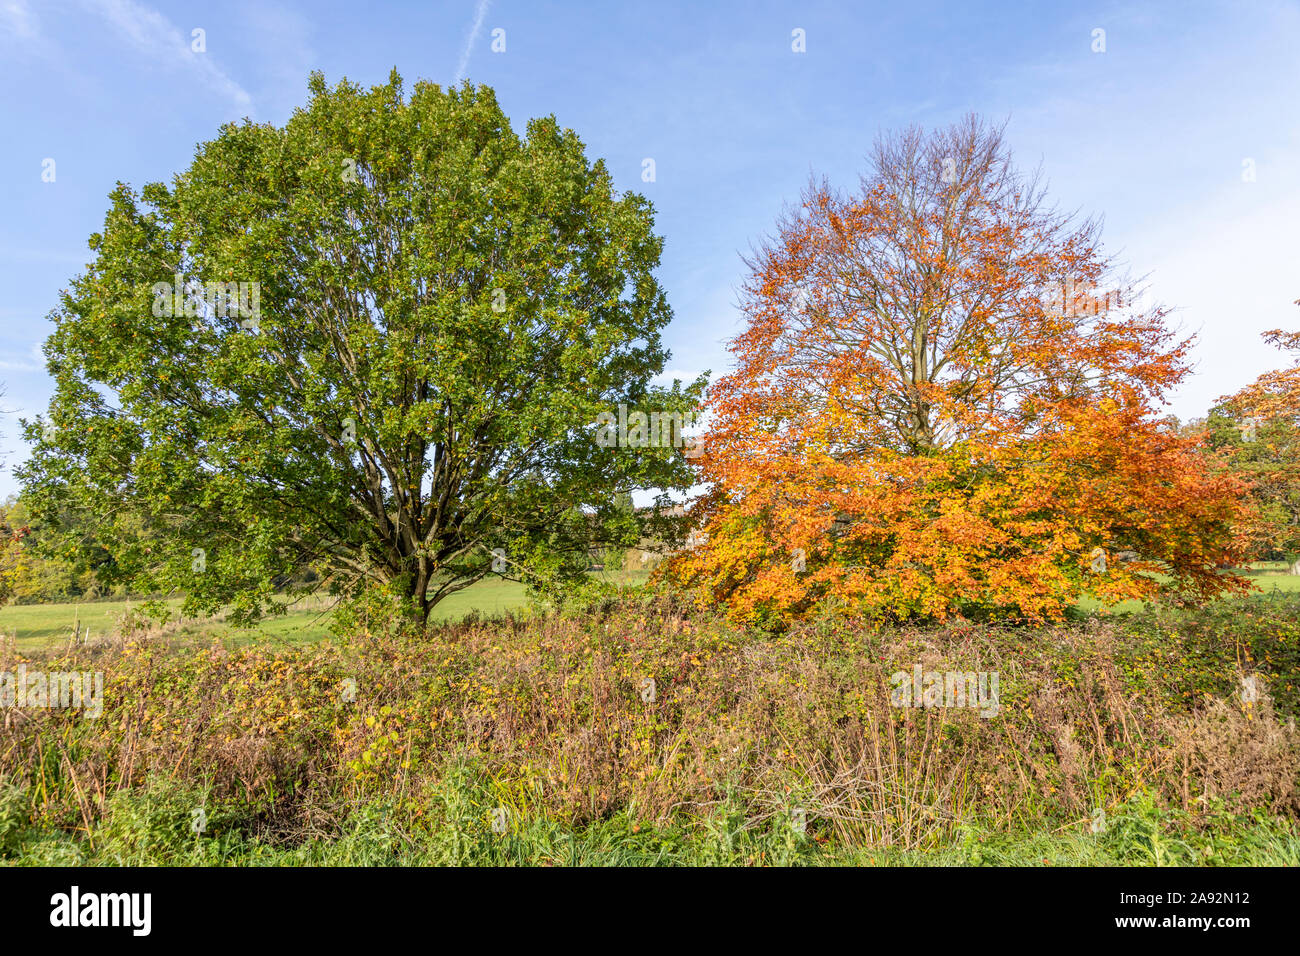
[1290, 557, 1300, 576]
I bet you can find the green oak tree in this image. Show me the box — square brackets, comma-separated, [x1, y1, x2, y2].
[20, 71, 702, 624]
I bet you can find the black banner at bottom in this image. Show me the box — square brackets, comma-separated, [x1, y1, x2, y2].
[0, 865, 1291, 942]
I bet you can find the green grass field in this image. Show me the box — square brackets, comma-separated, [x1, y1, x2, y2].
[0, 570, 655, 651]
[0, 565, 1293, 651]
[1075, 563, 1300, 614]
[0, 577, 536, 650]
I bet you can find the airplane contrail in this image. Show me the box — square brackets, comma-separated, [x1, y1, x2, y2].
[453, 0, 491, 84]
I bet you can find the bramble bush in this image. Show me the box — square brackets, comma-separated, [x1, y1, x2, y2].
[0, 591, 1297, 862]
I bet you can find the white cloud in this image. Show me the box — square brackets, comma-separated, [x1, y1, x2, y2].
[83, 0, 251, 108]
[0, 340, 46, 374]
[0, 0, 37, 39]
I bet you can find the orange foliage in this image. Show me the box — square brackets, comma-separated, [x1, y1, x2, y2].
[1226, 320, 1300, 422]
[667, 117, 1250, 625]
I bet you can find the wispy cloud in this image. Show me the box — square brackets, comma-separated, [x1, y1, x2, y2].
[82, 0, 252, 108]
[453, 0, 491, 85]
[0, 0, 37, 40]
[0, 340, 47, 374]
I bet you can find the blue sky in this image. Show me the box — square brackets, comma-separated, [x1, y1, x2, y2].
[1, 0, 1298, 499]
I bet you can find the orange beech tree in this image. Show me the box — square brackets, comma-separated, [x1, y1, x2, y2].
[1210, 306, 1300, 573]
[668, 116, 1249, 625]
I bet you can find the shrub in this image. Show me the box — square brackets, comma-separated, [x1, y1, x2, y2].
[1, 593, 1296, 861]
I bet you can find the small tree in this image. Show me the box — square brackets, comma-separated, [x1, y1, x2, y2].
[1212, 309, 1300, 574]
[21, 72, 701, 624]
[669, 116, 1248, 625]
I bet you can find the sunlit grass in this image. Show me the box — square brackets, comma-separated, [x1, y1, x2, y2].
[0, 569, 651, 651]
[1077, 562, 1300, 616]
[0, 562, 1289, 648]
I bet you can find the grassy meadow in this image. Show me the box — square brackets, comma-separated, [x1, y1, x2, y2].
[1, 564, 1293, 651]
[0, 577, 532, 651]
[0, 570, 654, 651]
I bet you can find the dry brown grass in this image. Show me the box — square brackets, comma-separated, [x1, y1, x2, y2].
[1, 593, 1297, 849]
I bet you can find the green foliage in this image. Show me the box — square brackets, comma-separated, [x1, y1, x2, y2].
[0, 494, 116, 604]
[20, 70, 702, 625]
[1207, 402, 1300, 567]
[1117, 591, 1300, 718]
[0, 779, 29, 856]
